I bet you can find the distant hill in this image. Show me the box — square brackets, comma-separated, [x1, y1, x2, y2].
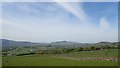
[50, 41, 80, 45]
[1, 39, 119, 48]
[95, 41, 117, 46]
[95, 41, 111, 45]
[49, 41, 92, 47]
[1, 39, 39, 48]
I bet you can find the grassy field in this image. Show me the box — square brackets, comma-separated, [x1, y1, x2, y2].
[0, 55, 2, 67]
[61, 49, 118, 58]
[2, 49, 118, 66]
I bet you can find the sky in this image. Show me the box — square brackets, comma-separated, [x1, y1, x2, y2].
[1, 2, 118, 43]
[1, 0, 120, 2]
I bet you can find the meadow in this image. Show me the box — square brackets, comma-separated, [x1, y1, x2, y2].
[2, 49, 118, 66]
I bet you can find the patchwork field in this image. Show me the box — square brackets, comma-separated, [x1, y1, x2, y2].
[2, 49, 118, 66]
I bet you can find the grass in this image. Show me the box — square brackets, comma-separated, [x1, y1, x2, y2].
[2, 49, 118, 66]
[3, 56, 118, 66]
[61, 49, 118, 58]
[0, 55, 2, 67]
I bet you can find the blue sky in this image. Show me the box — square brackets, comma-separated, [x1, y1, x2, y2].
[2, 2, 118, 43]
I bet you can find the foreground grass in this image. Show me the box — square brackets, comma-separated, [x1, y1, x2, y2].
[3, 49, 118, 66]
[0, 55, 2, 67]
[3, 56, 118, 66]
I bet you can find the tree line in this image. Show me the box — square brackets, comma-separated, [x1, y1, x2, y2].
[2, 44, 119, 56]
[14, 45, 118, 56]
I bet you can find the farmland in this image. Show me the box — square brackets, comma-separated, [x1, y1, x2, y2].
[3, 49, 118, 66]
[2, 39, 119, 66]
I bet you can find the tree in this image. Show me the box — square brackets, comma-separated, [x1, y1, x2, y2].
[90, 46, 95, 50]
[104, 45, 110, 49]
[77, 47, 83, 51]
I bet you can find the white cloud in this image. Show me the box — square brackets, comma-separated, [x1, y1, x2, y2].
[54, 2, 88, 23]
[17, 2, 86, 23]
[99, 17, 110, 29]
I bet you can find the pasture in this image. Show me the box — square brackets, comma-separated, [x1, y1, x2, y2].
[2, 49, 118, 66]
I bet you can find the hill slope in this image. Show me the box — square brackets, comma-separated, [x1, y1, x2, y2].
[1, 39, 119, 48]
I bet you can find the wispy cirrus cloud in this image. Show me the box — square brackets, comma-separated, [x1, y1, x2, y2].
[54, 2, 88, 23]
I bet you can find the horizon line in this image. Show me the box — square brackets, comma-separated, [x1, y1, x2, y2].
[1, 38, 118, 43]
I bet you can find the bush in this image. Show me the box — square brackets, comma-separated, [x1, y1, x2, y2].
[16, 52, 35, 56]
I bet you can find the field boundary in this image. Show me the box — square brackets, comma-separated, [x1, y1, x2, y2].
[58, 56, 118, 62]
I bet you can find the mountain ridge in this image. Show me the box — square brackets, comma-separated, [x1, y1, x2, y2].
[0, 39, 119, 48]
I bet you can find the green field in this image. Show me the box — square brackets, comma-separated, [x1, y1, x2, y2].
[3, 49, 118, 66]
[0, 55, 2, 67]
